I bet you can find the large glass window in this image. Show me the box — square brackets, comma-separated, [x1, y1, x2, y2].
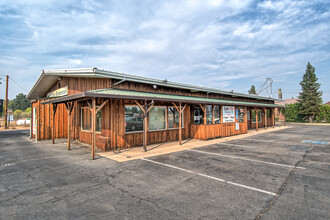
[214, 105, 220, 124]
[237, 107, 244, 123]
[149, 107, 166, 131]
[125, 106, 144, 132]
[168, 107, 183, 129]
[81, 107, 101, 132]
[251, 110, 262, 123]
[193, 106, 204, 124]
[206, 105, 213, 124]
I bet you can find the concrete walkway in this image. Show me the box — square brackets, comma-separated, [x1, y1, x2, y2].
[98, 126, 290, 162]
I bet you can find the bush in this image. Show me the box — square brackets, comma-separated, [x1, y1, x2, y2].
[25, 107, 31, 113]
[315, 105, 330, 122]
[285, 103, 303, 122]
[13, 109, 23, 120]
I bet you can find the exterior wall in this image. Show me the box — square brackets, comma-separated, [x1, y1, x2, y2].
[32, 76, 277, 151]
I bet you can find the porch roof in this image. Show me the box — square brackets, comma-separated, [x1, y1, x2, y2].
[42, 88, 286, 108]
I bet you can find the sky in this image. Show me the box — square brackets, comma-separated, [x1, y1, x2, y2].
[0, 0, 329, 101]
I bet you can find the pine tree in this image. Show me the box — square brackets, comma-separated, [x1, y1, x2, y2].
[248, 85, 257, 95]
[298, 62, 323, 122]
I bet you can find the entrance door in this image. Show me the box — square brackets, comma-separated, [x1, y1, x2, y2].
[247, 110, 251, 129]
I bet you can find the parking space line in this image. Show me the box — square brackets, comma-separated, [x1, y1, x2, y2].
[187, 149, 306, 170]
[216, 143, 256, 149]
[242, 139, 285, 143]
[141, 158, 276, 196]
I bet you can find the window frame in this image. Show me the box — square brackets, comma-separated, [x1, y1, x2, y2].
[80, 106, 102, 133]
[125, 105, 144, 134]
[148, 106, 167, 131]
[167, 106, 184, 130]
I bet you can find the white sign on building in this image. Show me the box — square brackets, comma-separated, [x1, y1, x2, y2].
[223, 106, 235, 123]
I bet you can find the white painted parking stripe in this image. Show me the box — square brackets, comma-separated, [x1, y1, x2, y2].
[187, 149, 306, 170]
[141, 158, 276, 196]
[242, 139, 281, 143]
[216, 143, 256, 149]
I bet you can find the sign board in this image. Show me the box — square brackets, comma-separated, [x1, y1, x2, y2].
[47, 86, 68, 97]
[33, 107, 37, 135]
[236, 122, 239, 131]
[223, 106, 235, 123]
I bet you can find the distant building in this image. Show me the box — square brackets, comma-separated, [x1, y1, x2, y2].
[274, 98, 299, 118]
[324, 101, 330, 105]
[275, 98, 299, 106]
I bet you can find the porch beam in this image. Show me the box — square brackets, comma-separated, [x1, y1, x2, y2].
[92, 98, 96, 160]
[133, 100, 145, 114]
[52, 103, 58, 144]
[255, 107, 259, 131]
[65, 102, 74, 150]
[143, 101, 147, 152]
[179, 102, 182, 145]
[263, 108, 267, 129]
[172, 102, 179, 113]
[96, 99, 108, 113]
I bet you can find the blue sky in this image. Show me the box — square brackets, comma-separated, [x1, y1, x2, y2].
[0, 0, 329, 101]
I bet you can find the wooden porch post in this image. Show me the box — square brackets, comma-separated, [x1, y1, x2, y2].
[244, 106, 247, 132]
[65, 102, 74, 150]
[220, 106, 223, 137]
[279, 108, 282, 127]
[134, 100, 154, 152]
[92, 98, 96, 160]
[255, 108, 259, 131]
[272, 108, 275, 128]
[179, 102, 182, 145]
[52, 104, 58, 144]
[172, 102, 187, 145]
[264, 108, 267, 129]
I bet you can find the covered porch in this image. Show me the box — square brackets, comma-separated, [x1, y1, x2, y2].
[42, 88, 286, 159]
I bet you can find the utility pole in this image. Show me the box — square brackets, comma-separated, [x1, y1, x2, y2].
[4, 75, 9, 129]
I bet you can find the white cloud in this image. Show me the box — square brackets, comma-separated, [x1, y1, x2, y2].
[0, 0, 329, 101]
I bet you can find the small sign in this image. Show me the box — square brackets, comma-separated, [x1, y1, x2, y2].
[47, 86, 68, 97]
[223, 106, 235, 123]
[236, 109, 239, 119]
[236, 122, 239, 131]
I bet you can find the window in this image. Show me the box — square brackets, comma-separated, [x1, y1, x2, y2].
[251, 110, 262, 123]
[193, 106, 204, 124]
[81, 107, 102, 132]
[237, 107, 244, 123]
[149, 107, 166, 131]
[168, 107, 183, 129]
[267, 109, 271, 118]
[214, 105, 220, 124]
[96, 111, 102, 132]
[81, 107, 91, 131]
[206, 105, 213, 124]
[125, 106, 144, 132]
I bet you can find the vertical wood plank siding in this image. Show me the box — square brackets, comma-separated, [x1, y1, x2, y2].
[31, 76, 274, 151]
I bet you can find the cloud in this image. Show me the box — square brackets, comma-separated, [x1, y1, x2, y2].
[0, 0, 329, 101]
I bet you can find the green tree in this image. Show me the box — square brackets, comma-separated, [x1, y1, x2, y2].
[11, 93, 31, 111]
[285, 103, 303, 122]
[298, 62, 323, 122]
[248, 85, 257, 95]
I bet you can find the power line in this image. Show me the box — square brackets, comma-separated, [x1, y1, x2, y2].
[8, 76, 29, 93]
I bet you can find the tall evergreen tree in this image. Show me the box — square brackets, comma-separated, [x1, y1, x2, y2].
[298, 62, 323, 122]
[248, 85, 257, 95]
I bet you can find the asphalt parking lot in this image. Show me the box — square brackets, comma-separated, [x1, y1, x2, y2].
[0, 124, 329, 219]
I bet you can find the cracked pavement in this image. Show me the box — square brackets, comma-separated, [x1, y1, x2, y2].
[0, 125, 329, 219]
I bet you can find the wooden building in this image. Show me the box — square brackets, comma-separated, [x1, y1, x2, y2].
[27, 68, 286, 159]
